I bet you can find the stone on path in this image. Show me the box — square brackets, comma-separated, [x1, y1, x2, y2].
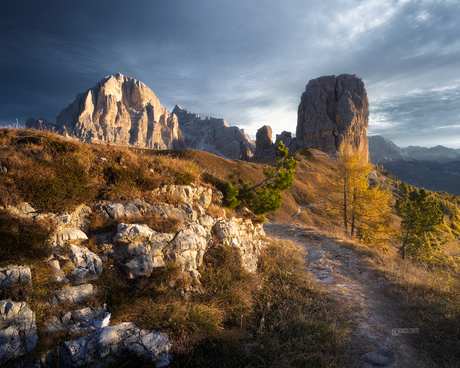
[360, 345, 395, 366]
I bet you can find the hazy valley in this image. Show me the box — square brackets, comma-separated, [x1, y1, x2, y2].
[369, 135, 460, 195]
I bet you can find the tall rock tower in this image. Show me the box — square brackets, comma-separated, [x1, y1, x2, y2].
[296, 74, 369, 159]
[55, 73, 185, 150]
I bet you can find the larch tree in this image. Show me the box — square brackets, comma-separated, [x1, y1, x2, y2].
[318, 141, 394, 248]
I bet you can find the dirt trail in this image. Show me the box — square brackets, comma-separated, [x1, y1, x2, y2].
[264, 222, 428, 368]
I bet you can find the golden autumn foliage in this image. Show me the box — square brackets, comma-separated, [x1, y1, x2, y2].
[317, 142, 395, 249]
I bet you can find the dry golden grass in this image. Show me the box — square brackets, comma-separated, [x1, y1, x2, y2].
[324, 228, 460, 368]
[368, 251, 460, 367]
[87, 239, 352, 368]
[0, 128, 201, 213]
[206, 205, 226, 218]
[152, 192, 184, 206]
[152, 147, 333, 226]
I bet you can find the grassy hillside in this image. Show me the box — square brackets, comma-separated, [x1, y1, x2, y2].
[0, 128, 352, 367]
[0, 128, 201, 214]
[1, 128, 459, 367]
[153, 147, 334, 227]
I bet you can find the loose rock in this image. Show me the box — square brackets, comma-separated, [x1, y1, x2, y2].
[360, 345, 395, 366]
[54, 284, 96, 304]
[0, 299, 38, 365]
[0, 266, 31, 288]
[59, 322, 171, 367]
[68, 244, 103, 284]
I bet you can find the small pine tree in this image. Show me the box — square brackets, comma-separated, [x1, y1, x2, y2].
[225, 141, 298, 216]
[397, 188, 444, 259]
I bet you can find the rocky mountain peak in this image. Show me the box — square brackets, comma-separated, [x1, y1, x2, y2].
[296, 74, 369, 159]
[172, 104, 200, 124]
[254, 125, 274, 159]
[55, 74, 184, 150]
[368, 135, 412, 164]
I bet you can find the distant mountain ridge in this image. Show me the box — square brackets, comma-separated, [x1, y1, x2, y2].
[172, 105, 255, 160]
[369, 135, 460, 163]
[368, 135, 460, 195]
[404, 145, 460, 163]
[26, 73, 254, 159]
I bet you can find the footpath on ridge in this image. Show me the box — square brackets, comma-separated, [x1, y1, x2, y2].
[263, 222, 427, 368]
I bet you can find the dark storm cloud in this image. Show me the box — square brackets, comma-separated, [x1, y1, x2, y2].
[0, 0, 459, 148]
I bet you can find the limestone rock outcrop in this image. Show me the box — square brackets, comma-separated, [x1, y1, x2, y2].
[254, 125, 274, 159]
[163, 225, 208, 277]
[113, 222, 167, 278]
[59, 322, 171, 367]
[173, 105, 256, 159]
[54, 284, 97, 304]
[46, 304, 110, 333]
[56, 73, 185, 150]
[2, 185, 266, 366]
[68, 244, 103, 284]
[0, 299, 38, 365]
[213, 218, 264, 273]
[296, 74, 369, 158]
[153, 185, 213, 210]
[0, 267, 31, 288]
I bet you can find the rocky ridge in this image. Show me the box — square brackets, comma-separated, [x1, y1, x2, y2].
[368, 135, 412, 165]
[26, 75, 256, 159]
[55, 73, 185, 149]
[173, 105, 256, 159]
[369, 135, 460, 164]
[26, 73, 369, 162]
[253, 74, 370, 160]
[25, 118, 55, 132]
[0, 185, 265, 367]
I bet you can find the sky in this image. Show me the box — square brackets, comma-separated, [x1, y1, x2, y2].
[1, 0, 459, 148]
